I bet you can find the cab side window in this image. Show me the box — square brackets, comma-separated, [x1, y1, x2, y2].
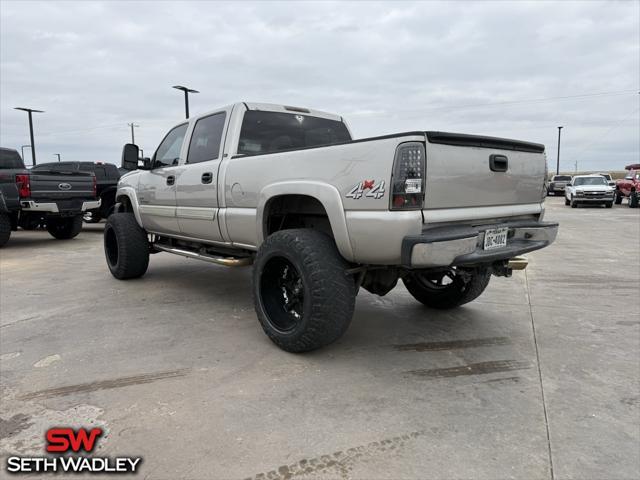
[187, 112, 227, 164]
[154, 123, 188, 167]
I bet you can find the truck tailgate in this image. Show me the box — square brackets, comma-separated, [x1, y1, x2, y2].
[29, 172, 95, 200]
[424, 132, 546, 210]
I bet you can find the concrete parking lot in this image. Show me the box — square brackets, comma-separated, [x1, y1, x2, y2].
[1, 197, 639, 479]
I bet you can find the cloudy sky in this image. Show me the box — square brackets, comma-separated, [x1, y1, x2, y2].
[1, 0, 638, 172]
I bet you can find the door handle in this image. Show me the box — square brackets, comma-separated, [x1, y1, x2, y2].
[166, 175, 175, 186]
[489, 154, 508, 172]
[201, 172, 213, 184]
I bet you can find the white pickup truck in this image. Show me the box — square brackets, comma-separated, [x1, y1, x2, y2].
[105, 102, 558, 352]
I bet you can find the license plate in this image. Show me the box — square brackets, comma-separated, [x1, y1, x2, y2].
[483, 227, 508, 250]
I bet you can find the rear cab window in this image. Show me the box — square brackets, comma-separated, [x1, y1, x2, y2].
[237, 110, 351, 156]
[0, 150, 26, 169]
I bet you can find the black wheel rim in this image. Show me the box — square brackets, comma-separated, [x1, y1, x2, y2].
[104, 226, 119, 267]
[414, 268, 460, 291]
[260, 256, 305, 333]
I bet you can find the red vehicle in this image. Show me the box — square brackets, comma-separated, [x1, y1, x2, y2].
[614, 164, 640, 206]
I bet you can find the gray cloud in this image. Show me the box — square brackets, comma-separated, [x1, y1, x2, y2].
[1, 0, 638, 172]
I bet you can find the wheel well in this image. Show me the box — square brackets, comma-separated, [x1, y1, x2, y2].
[116, 195, 133, 212]
[264, 195, 333, 238]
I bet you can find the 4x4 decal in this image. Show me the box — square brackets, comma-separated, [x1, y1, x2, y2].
[346, 180, 386, 199]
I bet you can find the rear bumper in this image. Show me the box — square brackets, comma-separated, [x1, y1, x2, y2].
[402, 220, 558, 268]
[20, 199, 101, 213]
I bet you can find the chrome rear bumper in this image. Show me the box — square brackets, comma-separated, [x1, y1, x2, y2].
[21, 199, 101, 213]
[402, 220, 558, 268]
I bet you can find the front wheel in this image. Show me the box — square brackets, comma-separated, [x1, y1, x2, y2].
[0, 212, 11, 247]
[253, 229, 356, 353]
[564, 196, 570, 206]
[103, 213, 149, 279]
[403, 267, 491, 309]
[46, 215, 83, 239]
[614, 191, 623, 204]
[605, 202, 613, 208]
[571, 196, 578, 208]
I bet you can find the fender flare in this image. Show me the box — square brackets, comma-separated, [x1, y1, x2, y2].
[257, 181, 354, 262]
[115, 186, 143, 227]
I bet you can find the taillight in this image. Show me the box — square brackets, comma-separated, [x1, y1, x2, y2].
[15, 174, 31, 198]
[92, 175, 97, 197]
[390, 142, 425, 210]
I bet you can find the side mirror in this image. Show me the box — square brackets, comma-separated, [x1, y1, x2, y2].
[121, 144, 140, 171]
[142, 157, 152, 170]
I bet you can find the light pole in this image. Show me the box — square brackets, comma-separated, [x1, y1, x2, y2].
[556, 126, 563, 175]
[172, 85, 199, 119]
[53, 153, 61, 162]
[14, 107, 44, 166]
[127, 122, 139, 144]
[20, 145, 31, 162]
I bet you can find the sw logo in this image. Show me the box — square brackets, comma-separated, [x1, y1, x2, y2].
[6, 427, 142, 475]
[46, 427, 103, 453]
[346, 179, 386, 199]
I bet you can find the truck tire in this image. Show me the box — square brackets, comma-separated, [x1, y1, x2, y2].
[46, 215, 83, 240]
[614, 191, 623, 204]
[571, 196, 578, 208]
[605, 202, 613, 208]
[0, 213, 11, 247]
[564, 196, 570, 206]
[103, 213, 149, 279]
[403, 267, 491, 309]
[253, 229, 356, 353]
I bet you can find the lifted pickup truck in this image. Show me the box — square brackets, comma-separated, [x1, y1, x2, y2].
[614, 164, 640, 207]
[0, 147, 100, 247]
[105, 102, 558, 352]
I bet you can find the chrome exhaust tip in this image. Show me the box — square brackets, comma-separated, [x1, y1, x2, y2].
[507, 256, 528, 270]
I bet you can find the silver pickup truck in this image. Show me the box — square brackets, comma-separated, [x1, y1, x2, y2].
[105, 102, 558, 352]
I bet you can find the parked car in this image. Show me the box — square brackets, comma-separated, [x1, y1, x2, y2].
[564, 174, 614, 208]
[547, 175, 572, 195]
[614, 164, 640, 206]
[104, 102, 558, 352]
[597, 172, 616, 188]
[0, 148, 100, 247]
[32, 161, 121, 222]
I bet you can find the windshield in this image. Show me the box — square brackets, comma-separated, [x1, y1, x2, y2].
[238, 111, 351, 155]
[0, 149, 26, 169]
[574, 177, 607, 186]
[553, 176, 571, 181]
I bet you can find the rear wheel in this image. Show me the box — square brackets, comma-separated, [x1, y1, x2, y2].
[253, 229, 356, 353]
[46, 215, 83, 239]
[403, 267, 491, 310]
[0, 212, 11, 247]
[103, 213, 149, 279]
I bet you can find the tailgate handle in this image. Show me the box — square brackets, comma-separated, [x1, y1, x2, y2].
[489, 154, 508, 172]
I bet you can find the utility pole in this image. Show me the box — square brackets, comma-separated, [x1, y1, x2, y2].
[574, 160, 578, 174]
[14, 107, 44, 166]
[53, 153, 61, 162]
[556, 126, 563, 175]
[172, 85, 199, 119]
[127, 122, 139, 144]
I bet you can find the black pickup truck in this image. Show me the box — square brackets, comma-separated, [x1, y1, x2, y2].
[32, 161, 121, 223]
[0, 147, 100, 247]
